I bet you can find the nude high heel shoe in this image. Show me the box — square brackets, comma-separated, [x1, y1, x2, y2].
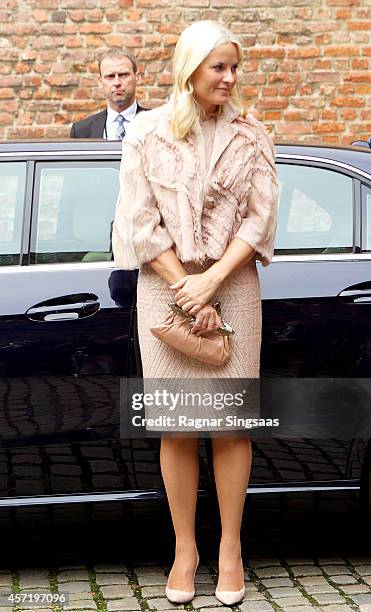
[215, 585, 246, 606]
[165, 551, 200, 604]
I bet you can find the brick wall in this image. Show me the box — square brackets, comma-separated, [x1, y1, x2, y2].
[0, 0, 370, 144]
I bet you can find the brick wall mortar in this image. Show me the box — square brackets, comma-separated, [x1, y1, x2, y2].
[0, 0, 370, 143]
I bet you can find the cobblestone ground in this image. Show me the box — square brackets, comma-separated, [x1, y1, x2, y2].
[2, 555, 371, 612]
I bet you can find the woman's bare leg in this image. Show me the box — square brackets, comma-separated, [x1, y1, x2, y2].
[160, 436, 199, 590]
[212, 437, 252, 590]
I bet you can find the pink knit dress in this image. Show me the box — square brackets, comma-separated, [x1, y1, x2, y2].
[136, 118, 262, 380]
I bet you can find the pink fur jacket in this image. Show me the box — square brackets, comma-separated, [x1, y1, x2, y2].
[112, 100, 278, 270]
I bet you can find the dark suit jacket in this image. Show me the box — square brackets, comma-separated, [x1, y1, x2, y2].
[70, 102, 146, 138]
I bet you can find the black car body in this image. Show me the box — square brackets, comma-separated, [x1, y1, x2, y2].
[0, 140, 370, 509]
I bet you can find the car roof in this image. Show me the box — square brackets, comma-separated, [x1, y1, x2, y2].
[0, 139, 369, 174]
[0, 140, 123, 153]
[275, 142, 371, 175]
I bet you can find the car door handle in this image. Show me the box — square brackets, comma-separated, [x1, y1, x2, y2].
[338, 289, 371, 304]
[44, 312, 80, 321]
[26, 294, 100, 322]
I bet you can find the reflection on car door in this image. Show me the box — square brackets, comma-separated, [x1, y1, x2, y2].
[256, 162, 371, 484]
[0, 158, 136, 447]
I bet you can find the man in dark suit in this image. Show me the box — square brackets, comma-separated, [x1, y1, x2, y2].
[71, 50, 146, 373]
[70, 49, 145, 139]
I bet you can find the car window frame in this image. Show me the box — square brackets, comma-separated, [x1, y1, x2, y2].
[29, 158, 121, 266]
[274, 155, 369, 261]
[1, 148, 369, 267]
[361, 182, 371, 253]
[0, 158, 33, 267]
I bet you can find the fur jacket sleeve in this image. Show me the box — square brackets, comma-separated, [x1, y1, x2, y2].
[112, 123, 174, 270]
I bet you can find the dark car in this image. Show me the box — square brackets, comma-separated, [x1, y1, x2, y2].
[0, 139, 371, 516]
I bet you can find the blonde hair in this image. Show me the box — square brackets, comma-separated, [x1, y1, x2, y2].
[171, 21, 243, 140]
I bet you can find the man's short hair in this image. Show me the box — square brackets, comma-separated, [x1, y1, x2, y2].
[98, 49, 138, 75]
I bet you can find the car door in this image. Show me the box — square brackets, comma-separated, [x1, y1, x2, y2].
[0, 154, 137, 450]
[254, 155, 371, 485]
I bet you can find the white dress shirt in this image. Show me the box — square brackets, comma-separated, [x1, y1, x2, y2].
[104, 101, 138, 140]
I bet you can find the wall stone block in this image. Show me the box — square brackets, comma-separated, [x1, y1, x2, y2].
[0, 0, 368, 143]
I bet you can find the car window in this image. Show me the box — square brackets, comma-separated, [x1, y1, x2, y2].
[30, 161, 120, 264]
[362, 185, 371, 252]
[275, 164, 353, 255]
[0, 162, 27, 266]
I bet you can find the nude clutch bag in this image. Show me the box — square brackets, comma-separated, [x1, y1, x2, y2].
[150, 303, 234, 366]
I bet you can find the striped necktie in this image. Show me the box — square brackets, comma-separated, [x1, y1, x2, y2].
[116, 114, 126, 140]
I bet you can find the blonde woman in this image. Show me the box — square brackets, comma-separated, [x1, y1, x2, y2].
[113, 20, 278, 606]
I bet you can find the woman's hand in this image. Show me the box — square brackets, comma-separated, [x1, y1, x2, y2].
[190, 304, 222, 336]
[170, 270, 223, 314]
